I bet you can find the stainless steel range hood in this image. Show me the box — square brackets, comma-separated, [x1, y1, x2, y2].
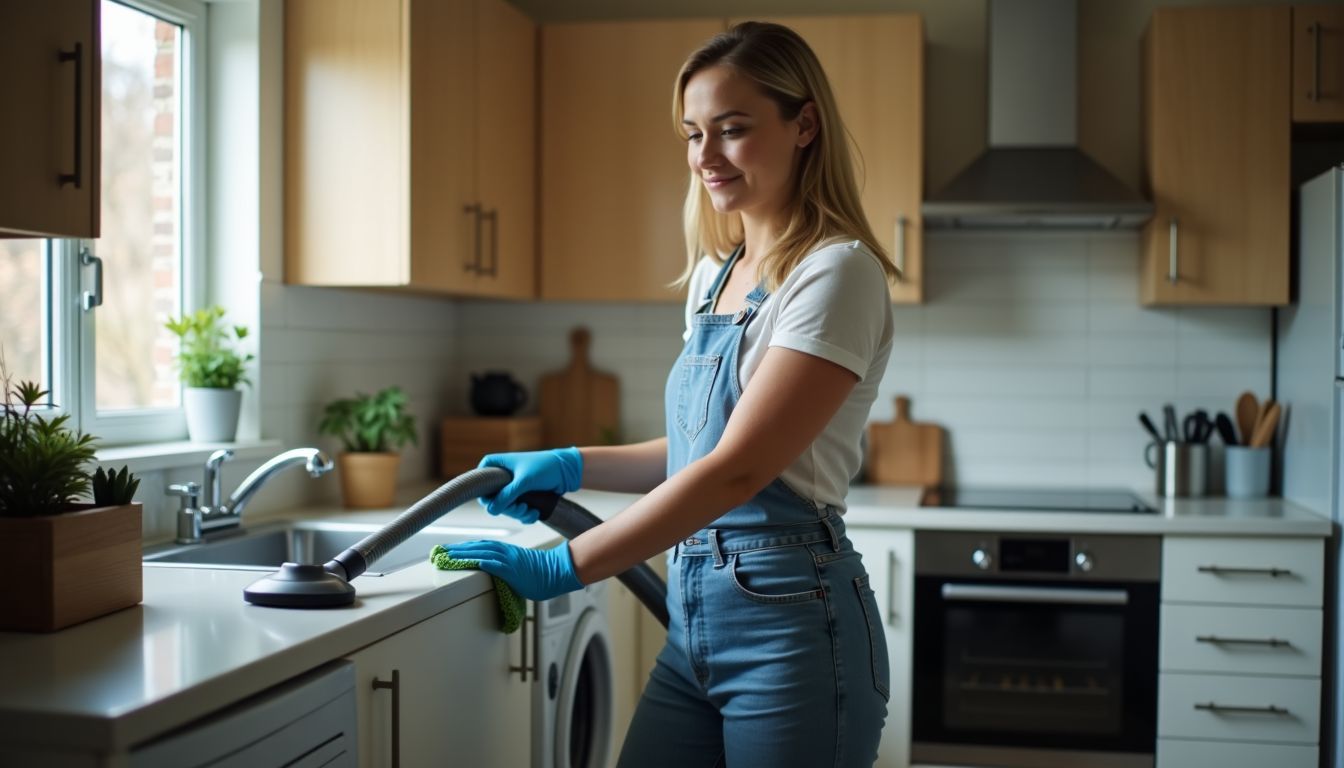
[922, 0, 1153, 230]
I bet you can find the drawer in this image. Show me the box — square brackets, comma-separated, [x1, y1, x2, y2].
[1158, 738, 1317, 768]
[1160, 604, 1322, 676]
[1162, 537, 1323, 607]
[1159, 672, 1320, 744]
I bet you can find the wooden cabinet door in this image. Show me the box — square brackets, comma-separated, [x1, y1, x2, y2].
[473, 0, 536, 300]
[285, 0, 411, 286]
[735, 16, 924, 304]
[1141, 6, 1291, 306]
[1293, 5, 1344, 124]
[344, 594, 531, 768]
[0, 0, 99, 238]
[408, 0, 479, 294]
[540, 20, 723, 302]
[847, 528, 914, 768]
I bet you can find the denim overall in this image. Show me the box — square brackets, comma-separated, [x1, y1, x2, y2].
[617, 247, 889, 768]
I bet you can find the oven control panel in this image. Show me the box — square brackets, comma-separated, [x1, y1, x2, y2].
[917, 531, 1161, 582]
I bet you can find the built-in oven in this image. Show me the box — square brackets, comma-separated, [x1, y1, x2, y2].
[912, 530, 1161, 768]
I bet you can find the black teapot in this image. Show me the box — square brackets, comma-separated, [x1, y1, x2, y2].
[470, 371, 527, 417]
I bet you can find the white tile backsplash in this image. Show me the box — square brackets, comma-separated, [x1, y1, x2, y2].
[450, 232, 1271, 493]
[133, 233, 1271, 538]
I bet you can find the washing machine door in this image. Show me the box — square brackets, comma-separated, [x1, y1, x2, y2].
[555, 607, 613, 768]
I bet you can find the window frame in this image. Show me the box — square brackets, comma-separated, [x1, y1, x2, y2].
[68, 0, 208, 445]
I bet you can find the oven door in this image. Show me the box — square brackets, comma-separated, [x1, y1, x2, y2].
[912, 576, 1158, 763]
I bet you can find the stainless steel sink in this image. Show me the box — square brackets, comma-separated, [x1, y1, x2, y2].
[142, 519, 514, 576]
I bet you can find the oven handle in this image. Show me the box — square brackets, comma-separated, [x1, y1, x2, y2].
[941, 583, 1130, 606]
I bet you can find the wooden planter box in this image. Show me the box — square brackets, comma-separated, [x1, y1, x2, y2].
[0, 503, 142, 632]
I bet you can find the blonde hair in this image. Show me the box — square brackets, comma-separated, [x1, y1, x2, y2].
[670, 21, 900, 292]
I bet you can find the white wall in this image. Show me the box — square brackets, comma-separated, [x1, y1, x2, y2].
[456, 232, 1273, 492]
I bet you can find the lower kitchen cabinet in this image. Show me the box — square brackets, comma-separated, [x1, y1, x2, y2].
[344, 592, 530, 767]
[848, 527, 914, 768]
[1156, 536, 1324, 768]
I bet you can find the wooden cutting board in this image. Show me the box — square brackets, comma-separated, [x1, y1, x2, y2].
[866, 395, 944, 488]
[538, 327, 621, 447]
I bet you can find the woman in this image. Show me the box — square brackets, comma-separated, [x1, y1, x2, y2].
[444, 21, 899, 767]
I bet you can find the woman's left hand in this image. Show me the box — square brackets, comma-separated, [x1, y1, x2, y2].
[444, 540, 584, 601]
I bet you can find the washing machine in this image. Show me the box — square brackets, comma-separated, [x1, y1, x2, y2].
[532, 579, 614, 768]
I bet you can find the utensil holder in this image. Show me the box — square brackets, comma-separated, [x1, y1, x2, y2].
[1145, 440, 1207, 498]
[1224, 445, 1271, 498]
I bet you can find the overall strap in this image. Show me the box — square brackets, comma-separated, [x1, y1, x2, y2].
[696, 244, 745, 314]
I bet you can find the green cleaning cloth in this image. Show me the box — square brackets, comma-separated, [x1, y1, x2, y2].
[430, 545, 525, 634]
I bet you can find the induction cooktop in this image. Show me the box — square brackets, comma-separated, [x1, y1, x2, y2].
[923, 487, 1156, 514]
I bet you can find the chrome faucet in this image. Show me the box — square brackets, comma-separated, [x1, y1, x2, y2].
[168, 447, 334, 544]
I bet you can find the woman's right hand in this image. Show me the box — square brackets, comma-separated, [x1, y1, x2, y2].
[476, 447, 584, 523]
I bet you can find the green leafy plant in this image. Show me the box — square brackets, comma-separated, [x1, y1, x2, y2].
[0, 365, 99, 518]
[93, 466, 140, 506]
[318, 386, 418, 453]
[164, 306, 255, 389]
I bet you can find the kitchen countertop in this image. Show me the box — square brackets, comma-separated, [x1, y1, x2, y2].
[0, 482, 1329, 754]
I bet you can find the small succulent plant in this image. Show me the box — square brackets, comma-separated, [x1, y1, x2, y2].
[0, 360, 98, 517]
[92, 465, 140, 506]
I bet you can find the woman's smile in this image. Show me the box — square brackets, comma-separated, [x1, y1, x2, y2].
[704, 175, 741, 189]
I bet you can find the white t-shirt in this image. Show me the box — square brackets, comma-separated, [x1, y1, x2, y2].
[681, 239, 894, 513]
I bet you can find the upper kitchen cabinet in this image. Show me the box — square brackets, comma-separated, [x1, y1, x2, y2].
[285, 0, 535, 299]
[0, 0, 100, 238]
[1141, 6, 1291, 306]
[733, 15, 925, 304]
[540, 20, 723, 302]
[1293, 5, 1344, 124]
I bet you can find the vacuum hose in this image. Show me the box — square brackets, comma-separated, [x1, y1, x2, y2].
[243, 467, 670, 629]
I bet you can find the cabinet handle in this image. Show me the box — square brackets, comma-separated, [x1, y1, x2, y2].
[1197, 565, 1293, 577]
[1196, 634, 1292, 648]
[463, 203, 482, 273]
[1308, 22, 1321, 102]
[371, 669, 400, 768]
[886, 549, 899, 626]
[510, 610, 536, 682]
[1194, 701, 1289, 716]
[57, 42, 83, 188]
[894, 215, 907, 283]
[1167, 217, 1179, 284]
[483, 208, 499, 278]
[80, 247, 102, 311]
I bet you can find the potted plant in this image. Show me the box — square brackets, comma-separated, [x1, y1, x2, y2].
[0, 369, 143, 632]
[165, 306, 255, 442]
[318, 386, 418, 508]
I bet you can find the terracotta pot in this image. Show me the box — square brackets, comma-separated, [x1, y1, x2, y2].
[0, 503, 143, 632]
[337, 452, 401, 508]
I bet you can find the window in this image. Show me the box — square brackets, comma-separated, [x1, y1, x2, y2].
[0, 0, 205, 444]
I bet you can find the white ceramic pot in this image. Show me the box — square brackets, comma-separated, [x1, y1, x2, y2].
[184, 387, 243, 442]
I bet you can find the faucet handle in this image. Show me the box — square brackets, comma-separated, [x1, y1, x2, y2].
[204, 449, 235, 508]
[167, 481, 201, 506]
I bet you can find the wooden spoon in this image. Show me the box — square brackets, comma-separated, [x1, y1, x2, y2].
[1249, 400, 1281, 448]
[1234, 391, 1259, 446]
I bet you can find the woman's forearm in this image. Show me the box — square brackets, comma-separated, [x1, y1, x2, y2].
[577, 437, 668, 494]
[568, 451, 754, 583]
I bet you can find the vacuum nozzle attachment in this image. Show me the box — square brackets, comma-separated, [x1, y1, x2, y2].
[242, 562, 355, 608]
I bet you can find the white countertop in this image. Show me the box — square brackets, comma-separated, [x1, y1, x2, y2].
[840, 486, 1333, 537]
[0, 482, 1329, 753]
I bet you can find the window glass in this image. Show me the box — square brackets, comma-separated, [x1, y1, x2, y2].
[95, 0, 183, 411]
[0, 240, 50, 398]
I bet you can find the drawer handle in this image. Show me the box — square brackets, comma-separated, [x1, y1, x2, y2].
[1196, 634, 1292, 648]
[1194, 702, 1289, 716]
[372, 669, 401, 768]
[510, 612, 536, 682]
[1197, 565, 1293, 578]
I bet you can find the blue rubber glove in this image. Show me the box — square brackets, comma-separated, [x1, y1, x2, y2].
[477, 447, 583, 524]
[444, 540, 583, 602]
